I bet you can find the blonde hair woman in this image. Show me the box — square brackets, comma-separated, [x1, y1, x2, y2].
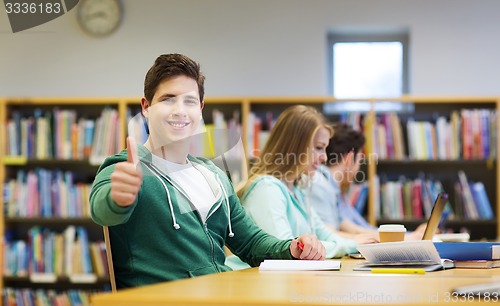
[242, 105, 332, 187]
[238, 105, 376, 259]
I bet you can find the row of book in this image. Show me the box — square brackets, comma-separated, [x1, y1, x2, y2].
[4, 108, 120, 165]
[249, 110, 372, 159]
[246, 108, 498, 161]
[5, 107, 497, 163]
[3, 288, 95, 306]
[455, 171, 494, 220]
[375, 171, 494, 220]
[194, 110, 244, 160]
[338, 112, 365, 132]
[345, 182, 369, 214]
[126, 108, 149, 148]
[4, 226, 108, 277]
[376, 175, 451, 220]
[3, 169, 91, 218]
[372, 109, 498, 160]
[246, 111, 275, 157]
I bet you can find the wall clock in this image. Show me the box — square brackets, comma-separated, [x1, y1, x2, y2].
[77, 0, 123, 37]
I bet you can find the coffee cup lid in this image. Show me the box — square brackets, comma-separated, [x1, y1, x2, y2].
[378, 224, 407, 232]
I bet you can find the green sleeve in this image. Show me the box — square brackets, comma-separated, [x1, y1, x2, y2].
[224, 193, 293, 266]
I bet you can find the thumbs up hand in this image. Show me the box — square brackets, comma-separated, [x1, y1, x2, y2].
[110, 137, 143, 207]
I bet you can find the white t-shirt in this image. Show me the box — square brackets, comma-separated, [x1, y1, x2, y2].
[152, 155, 217, 223]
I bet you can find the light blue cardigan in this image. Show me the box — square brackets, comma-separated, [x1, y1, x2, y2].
[240, 175, 358, 258]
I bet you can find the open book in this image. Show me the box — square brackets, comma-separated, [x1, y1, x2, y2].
[354, 240, 454, 272]
[259, 260, 341, 271]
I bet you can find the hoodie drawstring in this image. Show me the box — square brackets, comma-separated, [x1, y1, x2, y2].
[146, 163, 181, 230]
[158, 174, 181, 230]
[146, 162, 234, 236]
[217, 174, 234, 238]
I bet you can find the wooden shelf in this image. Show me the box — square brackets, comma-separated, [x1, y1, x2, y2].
[377, 159, 496, 165]
[5, 98, 120, 105]
[3, 158, 102, 168]
[4, 217, 95, 226]
[3, 275, 110, 289]
[377, 218, 497, 225]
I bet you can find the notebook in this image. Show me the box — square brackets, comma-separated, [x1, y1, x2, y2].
[259, 260, 341, 271]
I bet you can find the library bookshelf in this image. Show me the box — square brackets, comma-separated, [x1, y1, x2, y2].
[364, 96, 500, 241]
[0, 98, 125, 303]
[1, 96, 499, 299]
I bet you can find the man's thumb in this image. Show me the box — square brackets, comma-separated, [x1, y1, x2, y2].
[127, 136, 138, 165]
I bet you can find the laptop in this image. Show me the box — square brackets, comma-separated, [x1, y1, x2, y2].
[421, 192, 448, 240]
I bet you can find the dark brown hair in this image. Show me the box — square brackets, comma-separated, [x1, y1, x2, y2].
[326, 123, 365, 165]
[143, 53, 205, 103]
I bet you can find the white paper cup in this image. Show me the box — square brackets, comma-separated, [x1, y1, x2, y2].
[378, 224, 407, 242]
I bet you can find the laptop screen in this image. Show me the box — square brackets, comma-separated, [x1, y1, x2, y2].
[422, 192, 448, 240]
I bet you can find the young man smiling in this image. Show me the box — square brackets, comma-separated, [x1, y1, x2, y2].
[89, 53, 325, 288]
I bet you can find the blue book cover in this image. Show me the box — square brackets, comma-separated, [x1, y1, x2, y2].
[480, 110, 490, 158]
[77, 226, 93, 274]
[15, 290, 23, 306]
[434, 242, 500, 261]
[470, 182, 494, 219]
[11, 111, 22, 156]
[354, 183, 368, 214]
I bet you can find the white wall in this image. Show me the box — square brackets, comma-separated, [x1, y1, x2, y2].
[1, 0, 499, 97]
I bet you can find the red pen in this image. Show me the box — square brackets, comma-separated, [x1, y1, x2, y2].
[297, 242, 304, 250]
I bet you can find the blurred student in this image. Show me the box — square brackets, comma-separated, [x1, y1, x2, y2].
[89, 54, 325, 288]
[238, 105, 377, 259]
[310, 123, 377, 236]
[310, 123, 425, 239]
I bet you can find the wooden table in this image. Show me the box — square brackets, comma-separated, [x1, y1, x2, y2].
[91, 259, 500, 305]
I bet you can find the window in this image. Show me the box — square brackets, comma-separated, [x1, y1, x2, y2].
[325, 30, 410, 113]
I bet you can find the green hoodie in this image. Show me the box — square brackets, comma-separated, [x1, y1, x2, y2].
[89, 144, 293, 288]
